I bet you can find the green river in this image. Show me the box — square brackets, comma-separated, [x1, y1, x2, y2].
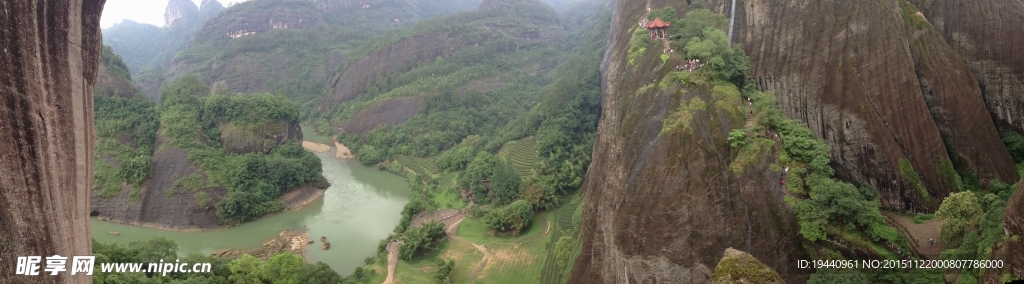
[89, 149, 410, 275]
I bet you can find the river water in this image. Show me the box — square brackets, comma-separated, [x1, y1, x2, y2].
[89, 150, 410, 275]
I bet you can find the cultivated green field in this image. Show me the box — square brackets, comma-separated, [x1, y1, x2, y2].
[497, 136, 539, 177]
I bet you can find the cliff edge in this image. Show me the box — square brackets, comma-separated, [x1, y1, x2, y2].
[0, 0, 105, 282]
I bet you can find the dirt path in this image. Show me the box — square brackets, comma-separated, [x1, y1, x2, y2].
[383, 241, 399, 284]
[446, 217, 490, 284]
[882, 210, 945, 259]
[383, 209, 470, 284]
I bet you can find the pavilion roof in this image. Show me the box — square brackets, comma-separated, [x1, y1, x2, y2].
[645, 17, 671, 29]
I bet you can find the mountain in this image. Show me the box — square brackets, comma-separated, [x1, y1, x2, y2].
[90, 72, 326, 230]
[909, 0, 1024, 134]
[96, 46, 140, 98]
[570, 0, 1022, 282]
[151, 0, 482, 105]
[103, 0, 225, 98]
[719, 0, 1017, 212]
[0, 1, 104, 283]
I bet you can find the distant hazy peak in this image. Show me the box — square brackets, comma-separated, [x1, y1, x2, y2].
[165, 0, 200, 27]
[201, 0, 223, 11]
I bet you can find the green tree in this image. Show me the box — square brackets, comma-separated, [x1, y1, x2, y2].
[936, 192, 983, 221]
[298, 262, 343, 284]
[727, 129, 747, 148]
[484, 200, 534, 234]
[433, 258, 455, 283]
[260, 253, 304, 284]
[492, 159, 522, 205]
[228, 254, 263, 284]
[677, 9, 728, 42]
[128, 237, 177, 264]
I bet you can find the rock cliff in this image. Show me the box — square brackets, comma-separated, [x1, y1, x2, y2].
[568, 1, 808, 281]
[219, 120, 303, 154]
[717, 0, 1016, 212]
[95, 46, 139, 98]
[165, 0, 199, 27]
[0, 0, 105, 282]
[909, 0, 1024, 133]
[91, 132, 227, 230]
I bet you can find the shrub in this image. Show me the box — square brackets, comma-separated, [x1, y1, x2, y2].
[484, 200, 534, 235]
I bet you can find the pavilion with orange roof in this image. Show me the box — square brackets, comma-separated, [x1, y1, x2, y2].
[645, 17, 671, 39]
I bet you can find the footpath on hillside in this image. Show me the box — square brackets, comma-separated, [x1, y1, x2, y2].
[881, 210, 945, 259]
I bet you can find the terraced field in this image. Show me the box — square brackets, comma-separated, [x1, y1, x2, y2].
[394, 155, 440, 177]
[497, 136, 538, 177]
[432, 173, 466, 209]
[539, 198, 582, 284]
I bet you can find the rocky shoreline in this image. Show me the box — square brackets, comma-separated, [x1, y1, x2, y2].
[210, 229, 312, 259]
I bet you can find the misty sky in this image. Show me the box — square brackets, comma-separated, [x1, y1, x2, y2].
[100, 0, 248, 29]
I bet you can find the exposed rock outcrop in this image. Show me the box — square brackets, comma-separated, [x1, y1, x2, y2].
[910, 0, 1024, 133]
[165, 0, 200, 27]
[711, 248, 785, 284]
[211, 229, 311, 259]
[716, 0, 1016, 212]
[95, 46, 139, 98]
[568, 0, 809, 281]
[0, 0, 105, 282]
[219, 120, 303, 154]
[91, 132, 227, 230]
[339, 96, 422, 137]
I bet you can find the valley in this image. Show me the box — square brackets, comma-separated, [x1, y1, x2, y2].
[1, 0, 1022, 283]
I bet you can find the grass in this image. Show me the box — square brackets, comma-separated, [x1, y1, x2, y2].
[497, 136, 539, 177]
[457, 212, 549, 247]
[912, 214, 935, 224]
[362, 262, 387, 283]
[395, 240, 454, 283]
[429, 173, 466, 210]
[474, 212, 551, 284]
[299, 124, 334, 145]
[395, 155, 441, 178]
[539, 197, 582, 283]
[388, 212, 551, 283]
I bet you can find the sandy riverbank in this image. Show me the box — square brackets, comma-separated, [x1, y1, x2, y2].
[335, 141, 355, 159]
[302, 140, 331, 153]
[277, 186, 326, 210]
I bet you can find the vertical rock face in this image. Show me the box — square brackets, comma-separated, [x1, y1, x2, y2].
[983, 176, 1024, 282]
[165, 0, 200, 27]
[568, 0, 808, 282]
[718, 0, 1016, 212]
[0, 0, 105, 282]
[910, 0, 1024, 133]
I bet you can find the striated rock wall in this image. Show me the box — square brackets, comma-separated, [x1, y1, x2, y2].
[219, 120, 303, 154]
[715, 0, 1015, 212]
[569, 0, 809, 281]
[91, 132, 227, 230]
[339, 96, 421, 137]
[910, 0, 1024, 133]
[0, 0, 105, 282]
